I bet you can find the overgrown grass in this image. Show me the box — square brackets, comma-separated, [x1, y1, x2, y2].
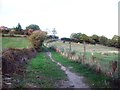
[48, 41, 118, 53]
[47, 41, 119, 77]
[13, 51, 67, 88]
[2, 37, 32, 50]
[50, 49, 111, 88]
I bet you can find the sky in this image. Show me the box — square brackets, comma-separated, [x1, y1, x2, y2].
[0, 0, 119, 39]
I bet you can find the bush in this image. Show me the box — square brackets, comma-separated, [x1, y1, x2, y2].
[29, 30, 47, 52]
[1, 30, 9, 34]
[2, 48, 37, 75]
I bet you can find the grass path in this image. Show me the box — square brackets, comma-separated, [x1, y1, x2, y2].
[13, 51, 67, 88]
[12, 47, 111, 88]
[47, 52, 90, 88]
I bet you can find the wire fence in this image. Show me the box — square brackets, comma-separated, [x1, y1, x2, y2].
[45, 42, 119, 78]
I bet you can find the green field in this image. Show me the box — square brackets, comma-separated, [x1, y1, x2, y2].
[47, 41, 118, 53]
[46, 41, 119, 76]
[1, 37, 32, 51]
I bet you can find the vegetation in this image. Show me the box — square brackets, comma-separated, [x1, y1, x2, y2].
[14, 23, 22, 31]
[13, 51, 67, 88]
[1, 23, 119, 88]
[28, 30, 47, 52]
[52, 28, 57, 37]
[2, 48, 37, 76]
[2, 37, 32, 50]
[50, 49, 110, 88]
[70, 33, 120, 48]
[48, 41, 118, 53]
[47, 41, 118, 78]
[26, 24, 40, 30]
[46, 35, 59, 40]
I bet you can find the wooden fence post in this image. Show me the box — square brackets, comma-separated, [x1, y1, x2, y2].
[83, 41, 86, 64]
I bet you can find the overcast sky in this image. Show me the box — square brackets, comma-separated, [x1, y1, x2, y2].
[0, 0, 119, 38]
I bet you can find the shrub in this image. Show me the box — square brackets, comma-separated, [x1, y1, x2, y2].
[2, 48, 37, 75]
[29, 30, 47, 52]
[1, 30, 9, 34]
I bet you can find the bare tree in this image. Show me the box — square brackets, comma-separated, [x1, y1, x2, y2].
[52, 28, 57, 38]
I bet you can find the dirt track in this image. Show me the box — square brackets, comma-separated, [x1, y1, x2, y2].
[47, 52, 90, 88]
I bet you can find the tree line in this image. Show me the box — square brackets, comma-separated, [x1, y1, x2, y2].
[61, 33, 120, 48]
[0, 23, 41, 35]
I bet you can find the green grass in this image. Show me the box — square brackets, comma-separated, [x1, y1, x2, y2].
[13, 51, 67, 88]
[48, 41, 118, 53]
[50, 49, 111, 88]
[47, 41, 119, 76]
[1, 37, 32, 50]
[0, 37, 1, 51]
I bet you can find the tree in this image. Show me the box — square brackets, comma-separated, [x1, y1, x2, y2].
[99, 36, 108, 46]
[80, 34, 89, 43]
[70, 33, 83, 43]
[107, 39, 112, 47]
[15, 23, 22, 31]
[26, 24, 40, 30]
[70, 33, 82, 40]
[52, 28, 57, 38]
[111, 35, 120, 48]
[91, 34, 100, 44]
[89, 37, 96, 44]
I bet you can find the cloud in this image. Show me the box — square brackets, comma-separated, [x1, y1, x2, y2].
[0, 0, 118, 38]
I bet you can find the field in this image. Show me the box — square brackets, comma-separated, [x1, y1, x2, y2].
[1, 36, 119, 88]
[47, 41, 118, 53]
[1, 37, 32, 51]
[46, 41, 119, 77]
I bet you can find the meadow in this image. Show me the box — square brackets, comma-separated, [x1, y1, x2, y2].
[46, 41, 119, 77]
[1, 37, 32, 51]
[47, 41, 118, 53]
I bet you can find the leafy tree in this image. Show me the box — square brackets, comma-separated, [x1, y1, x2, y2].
[15, 23, 22, 31]
[91, 34, 100, 44]
[107, 39, 112, 47]
[99, 36, 108, 46]
[70, 33, 82, 40]
[26, 24, 40, 30]
[80, 34, 89, 43]
[112, 35, 119, 41]
[89, 37, 96, 44]
[111, 35, 120, 48]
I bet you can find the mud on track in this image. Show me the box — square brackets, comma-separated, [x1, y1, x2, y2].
[47, 52, 90, 88]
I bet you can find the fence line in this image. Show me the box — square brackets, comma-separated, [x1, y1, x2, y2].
[46, 44, 118, 78]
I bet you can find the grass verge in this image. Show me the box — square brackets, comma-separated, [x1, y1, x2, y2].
[50, 49, 111, 88]
[13, 51, 67, 88]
